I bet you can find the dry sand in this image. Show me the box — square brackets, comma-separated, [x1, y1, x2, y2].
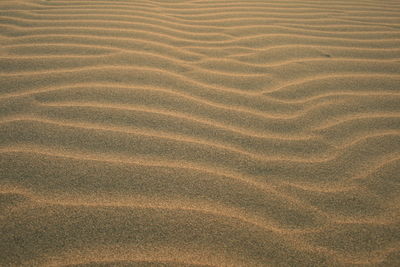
[1, 0, 400, 266]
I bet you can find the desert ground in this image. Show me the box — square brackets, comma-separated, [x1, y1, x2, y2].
[1, 0, 400, 266]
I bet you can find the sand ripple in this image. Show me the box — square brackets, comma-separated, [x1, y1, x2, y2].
[1, 0, 400, 266]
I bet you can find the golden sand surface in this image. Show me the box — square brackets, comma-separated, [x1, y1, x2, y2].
[1, 0, 400, 266]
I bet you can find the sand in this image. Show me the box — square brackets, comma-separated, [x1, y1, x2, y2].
[0, 0, 400, 266]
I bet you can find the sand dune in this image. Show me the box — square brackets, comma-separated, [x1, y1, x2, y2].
[1, 0, 400, 266]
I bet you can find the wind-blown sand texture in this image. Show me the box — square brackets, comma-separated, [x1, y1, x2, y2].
[1, 0, 400, 266]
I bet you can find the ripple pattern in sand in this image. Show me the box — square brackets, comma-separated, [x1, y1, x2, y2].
[1, 0, 400, 266]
